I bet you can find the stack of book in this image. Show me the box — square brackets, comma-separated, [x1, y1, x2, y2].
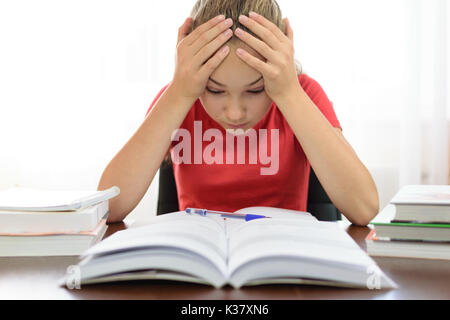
[0, 186, 120, 256]
[366, 185, 450, 260]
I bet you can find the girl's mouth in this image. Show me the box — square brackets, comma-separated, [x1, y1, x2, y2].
[226, 122, 250, 129]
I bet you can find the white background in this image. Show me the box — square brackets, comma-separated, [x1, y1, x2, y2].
[0, 0, 448, 221]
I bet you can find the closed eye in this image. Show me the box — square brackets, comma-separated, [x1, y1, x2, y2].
[206, 88, 264, 94]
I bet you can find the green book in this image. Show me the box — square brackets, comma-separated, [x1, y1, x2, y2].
[371, 221, 450, 242]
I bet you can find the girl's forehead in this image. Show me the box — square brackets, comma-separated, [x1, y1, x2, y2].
[210, 50, 264, 88]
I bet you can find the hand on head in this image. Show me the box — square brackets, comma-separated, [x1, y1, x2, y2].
[171, 15, 233, 101]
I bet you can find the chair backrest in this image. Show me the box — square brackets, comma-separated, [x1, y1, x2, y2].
[157, 161, 341, 221]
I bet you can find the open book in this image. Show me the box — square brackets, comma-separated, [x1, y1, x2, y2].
[65, 207, 397, 289]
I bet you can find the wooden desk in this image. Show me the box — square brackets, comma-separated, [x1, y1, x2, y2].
[1, 221, 449, 299]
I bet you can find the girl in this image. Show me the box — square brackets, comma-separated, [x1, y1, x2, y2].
[98, 0, 379, 226]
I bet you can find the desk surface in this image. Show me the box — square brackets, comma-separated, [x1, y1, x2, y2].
[1, 221, 449, 300]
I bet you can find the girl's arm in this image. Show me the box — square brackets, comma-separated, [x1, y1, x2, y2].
[98, 83, 196, 223]
[276, 87, 379, 226]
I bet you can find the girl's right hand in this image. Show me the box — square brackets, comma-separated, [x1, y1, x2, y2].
[171, 15, 234, 101]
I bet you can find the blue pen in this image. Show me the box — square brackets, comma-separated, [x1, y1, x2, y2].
[185, 208, 269, 221]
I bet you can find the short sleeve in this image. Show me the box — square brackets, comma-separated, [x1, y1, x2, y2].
[145, 83, 171, 118]
[298, 74, 342, 130]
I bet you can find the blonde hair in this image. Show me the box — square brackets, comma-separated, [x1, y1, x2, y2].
[188, 0, 303, 75]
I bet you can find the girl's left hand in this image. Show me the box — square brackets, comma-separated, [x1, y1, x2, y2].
[234, 12, 299, 102]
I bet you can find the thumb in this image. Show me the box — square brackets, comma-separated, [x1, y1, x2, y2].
[177, 17, 192, 46]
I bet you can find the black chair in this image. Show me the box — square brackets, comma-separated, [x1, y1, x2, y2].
[156, 161, 341, 221]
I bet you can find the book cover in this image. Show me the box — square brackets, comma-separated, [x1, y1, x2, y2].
[391, 185, 450, 206]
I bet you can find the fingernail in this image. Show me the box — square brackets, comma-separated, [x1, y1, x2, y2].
[217, 14, 225, 21]
[239, 15, 248, 23]
[249, 11, 258, 18]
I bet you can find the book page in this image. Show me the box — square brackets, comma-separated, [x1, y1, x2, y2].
[235, 206, 315, 220]
[227, 218, 374, 274]
[391, 185, 450, 205]
[225, 206, 317, 234]
[83, 211, 228, 275]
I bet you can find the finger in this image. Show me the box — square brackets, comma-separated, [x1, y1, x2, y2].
[246, 12, 288, 46]
[198, 45, 230, 79]
[234, 27, 277, 61]
[284, 18, 294, 42]
[185, 14, 226, 47]
[191, 17, 233, 55]
[237, 14, 280, 50]
[194, 28, 233, 69]
[177, 17, 192, 47]
[235, 47, 271, 75]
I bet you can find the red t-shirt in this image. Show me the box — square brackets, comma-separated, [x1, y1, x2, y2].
[146, 74, 341, 212]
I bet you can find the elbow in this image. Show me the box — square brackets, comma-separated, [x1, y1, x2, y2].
[107, 213, 125, 224]
[349, 214, 375, 227]
[347, 191, 380, 227]
[343, 189, 380, 227]
[98, 180, 130, 224]
[106, 199, 131, 224]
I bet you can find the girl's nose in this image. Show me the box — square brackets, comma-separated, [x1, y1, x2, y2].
[225, 104, 246, 123]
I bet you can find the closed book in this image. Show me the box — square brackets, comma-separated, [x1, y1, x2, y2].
[0, 219, 108, 257]
[0, 201, 109, 233]
[0, 186, 119, 211]
[390, 185, 450, 223]
[365, 229, 450, 260]
[372, 221, 450, 242]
